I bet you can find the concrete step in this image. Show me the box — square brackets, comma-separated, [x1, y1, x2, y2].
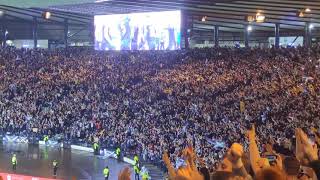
[143, 163, 165, 180]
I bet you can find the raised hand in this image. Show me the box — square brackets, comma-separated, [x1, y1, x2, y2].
[247, 124, 256, 140]
[163, 148, 204, 180]
[163, 151, 177, 179]
[175, 161, 204, 180]
[182, 146, 197, 171]
[295, 128, 318, 166]
[118, 167, 131, 180]
[226, 143, 244, 169]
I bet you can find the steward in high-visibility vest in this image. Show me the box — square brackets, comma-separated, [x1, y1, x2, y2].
[142, 172, 150, 180]
[53, 160, 58, 176]
[115, 147, 121, 160]
[93, 142, 99, 155]
[103, 166, 109, 180]
[12, 154, 17, 171]
[134, 155, 139, 166]
[134, 164, 140, 180]
[44, 135, 49, 143]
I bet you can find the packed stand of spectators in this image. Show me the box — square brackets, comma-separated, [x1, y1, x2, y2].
[161, 125, 320, 180]
[0, 46, 319, 174]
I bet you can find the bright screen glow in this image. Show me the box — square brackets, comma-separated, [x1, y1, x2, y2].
[94, 11, 181, 50]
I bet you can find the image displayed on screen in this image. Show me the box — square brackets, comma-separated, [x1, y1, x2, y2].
[94, 11, 181, 51]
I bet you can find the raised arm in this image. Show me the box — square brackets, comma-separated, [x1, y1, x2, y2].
[163, 151, 177, 179]
[247, 125, 270, 175]
[296, 128, 318, 166]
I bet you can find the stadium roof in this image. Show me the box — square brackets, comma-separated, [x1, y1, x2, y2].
[0, 0, 319, 42]
[0, 0, 95, 8]
[49, 0, 320, 32]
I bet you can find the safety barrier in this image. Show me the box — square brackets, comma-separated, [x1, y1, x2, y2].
[2, 135, 136, 165]
[2, 135, 29, 143]
[70, 144, 135, 165]
[39, 140, 63, 148]
[70, 144, 93, 152]
[0, 173, 62, 180]
[123, 157, 135, 165]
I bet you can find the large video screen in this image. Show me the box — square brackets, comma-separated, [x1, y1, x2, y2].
[94, 11, 181, 51]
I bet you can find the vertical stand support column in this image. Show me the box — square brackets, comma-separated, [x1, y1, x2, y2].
[275, 23, 280, 48]
[33, 17, 38, 49]
[214, 25, 219, 47]
[184, 29, 189, 49]
[1, 15, 7, 48]
[64, 18, 68, 49]
[244, 25, 249, 48]
[304, 22, 311, 48]
[182, 11, 189, 49]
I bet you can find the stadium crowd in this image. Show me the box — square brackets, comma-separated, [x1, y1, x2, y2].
[0, 46, 320, 179]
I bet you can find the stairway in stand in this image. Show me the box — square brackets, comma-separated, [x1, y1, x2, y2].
[143, 163, 165, 180]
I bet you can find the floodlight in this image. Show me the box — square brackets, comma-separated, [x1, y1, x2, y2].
[309, 24, 314, 29]
[298, 11, 304, 17]
[256, 13, 265, 23]
[246, 15, 255, 23]
[43, 11, 51, 19]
